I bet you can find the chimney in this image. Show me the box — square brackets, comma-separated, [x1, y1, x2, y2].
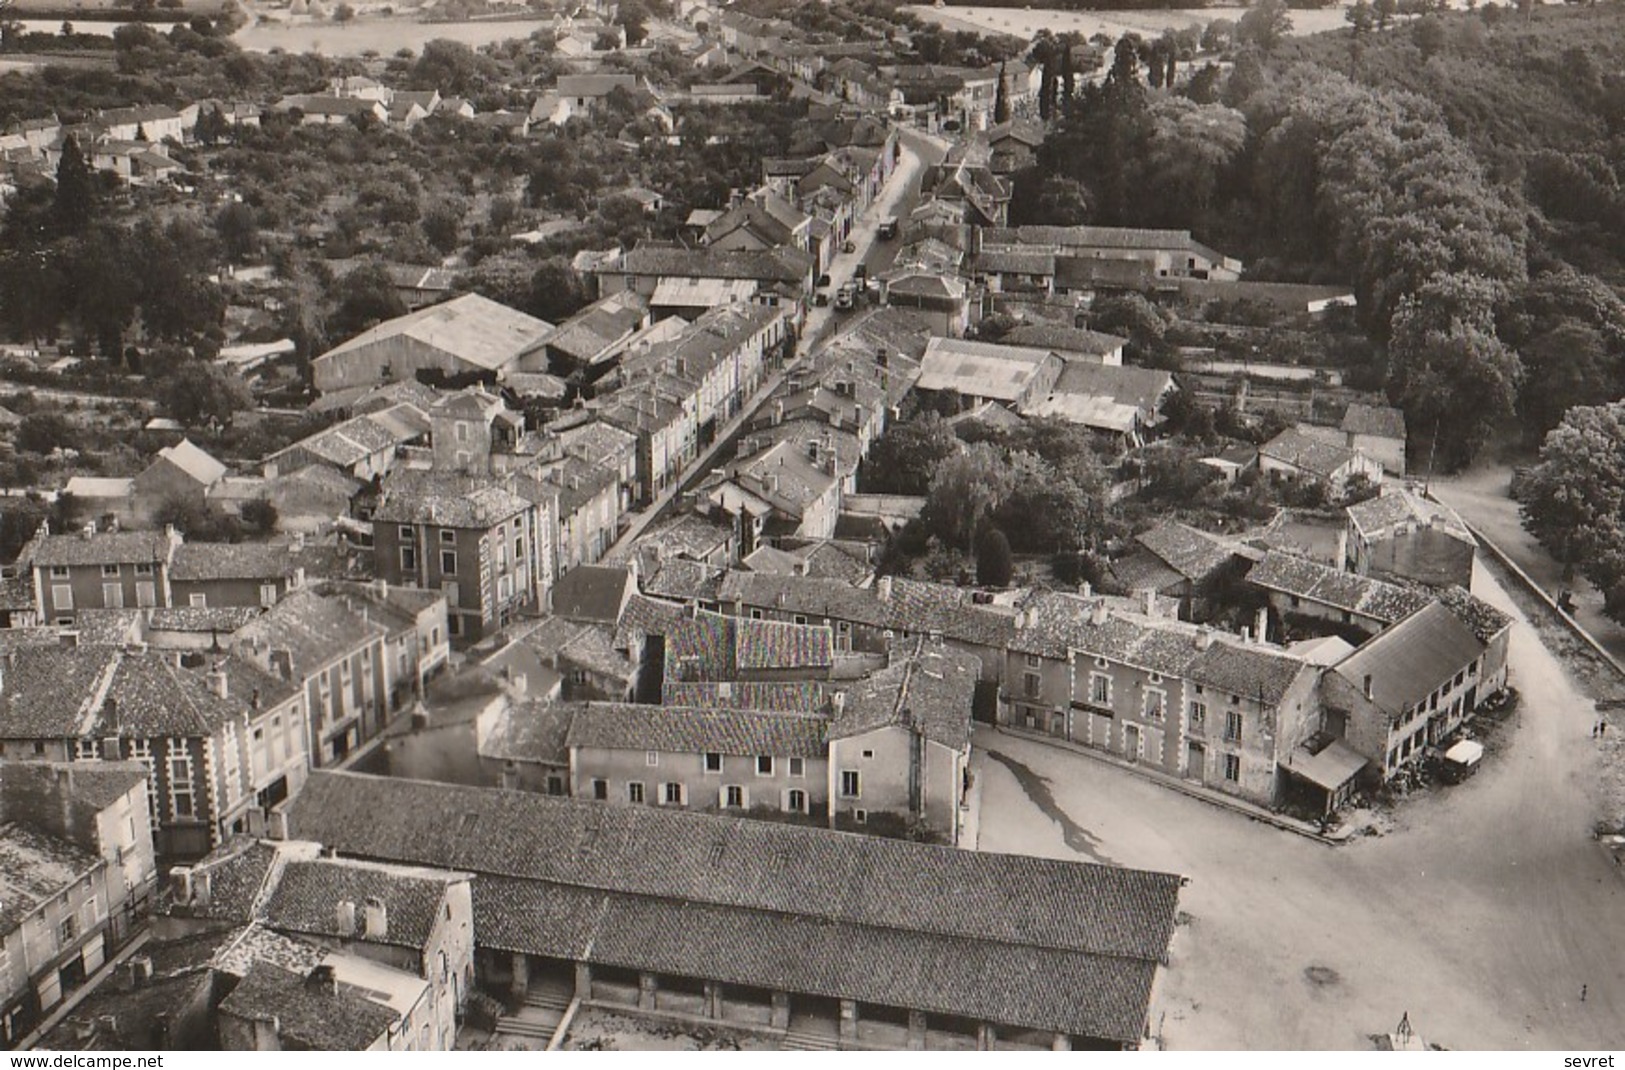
[1335, 527, 1349, 572]
[270, 649, 294, 682]
[336, 899, 358, 936]
[362, 896, 388, 940]
[808, 440, 820, 463]
[126, 955, 153, 990]
[265, 809, 289, 841]
[169, 866, 194, 906]
[1240, 627, 1251, 644]
[194, 869, 212, 906]
[81, 521, 96, 540]
[1195, 628, 1214, 650]
[831, 690, 847, 719]
[1080, 581, 1092, 598]
[877, 576, 893, 602]
[1254, 607, 1268, 644]
[1363, 674, 1374, 700]
[206, 668, 228, 699]
[305, 965, 338, 999]
[1090, 601, 1108, 626]
[1140, 589, 1155, 617]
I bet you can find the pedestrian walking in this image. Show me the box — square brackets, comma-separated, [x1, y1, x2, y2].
[1581, 984, 1588, 1003]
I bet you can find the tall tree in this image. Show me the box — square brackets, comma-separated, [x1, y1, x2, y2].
[1519, 401, 1625, 602]
[993, 62, 1010, 125]
[1237, 0, 1293, 54]
[53, 135, 95, 236]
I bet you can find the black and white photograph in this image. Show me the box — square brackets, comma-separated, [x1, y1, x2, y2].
[0, 0, 1619, 1052]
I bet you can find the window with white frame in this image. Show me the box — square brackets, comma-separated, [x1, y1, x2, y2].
[74, 740, 98, 761]
[1223, 753, 1240, 781]
[48, 565, 69, 579]
[725, 784, 745, 808]
[1190, 701, 1207, 733]
[786, 788, 806, 813]
[1224, 711, 1243, 742]
[840, 770, 860, 798]
[169, 750, 195, 818]
[1145, 688, 1166, 720]
[646, 751, 659, 767]
[1090, 673, 1111, 706]
[627, 781, 645, 804]
[756, 755, 773, 776]
[704, 753, 723, 774]
[440, 549, 457, 574]
[662, 782, 686, 805]
[189, 593, 207, 608]
[100, 564, 119, 578]
[788, 757, 804, 778]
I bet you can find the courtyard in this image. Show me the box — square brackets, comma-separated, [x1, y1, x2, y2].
[975, 566, 1625, 1050]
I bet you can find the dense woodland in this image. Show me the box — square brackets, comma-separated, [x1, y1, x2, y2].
[1016, 1, 1625, 472]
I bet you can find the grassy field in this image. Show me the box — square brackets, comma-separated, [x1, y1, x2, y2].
[231, 12, 553, 54]
[905, 4, 1353, 41]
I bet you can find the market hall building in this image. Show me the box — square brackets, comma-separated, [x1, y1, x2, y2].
[284, 770, 1183, 1050]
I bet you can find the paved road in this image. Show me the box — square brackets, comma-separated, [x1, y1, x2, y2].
[1431, 465, 1625, 667]
[975, 565, 1625, 1050]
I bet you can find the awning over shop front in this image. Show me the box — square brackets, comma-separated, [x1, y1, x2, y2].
[1286, 739, 1368, 792]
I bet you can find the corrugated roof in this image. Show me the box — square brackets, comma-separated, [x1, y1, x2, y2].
[315, 294, 553, 374]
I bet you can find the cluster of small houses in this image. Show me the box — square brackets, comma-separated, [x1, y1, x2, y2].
[0, 8, 1501, 1053]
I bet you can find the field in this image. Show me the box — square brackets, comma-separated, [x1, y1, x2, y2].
[905, 4, 1353, 41]
[231, 12, 553, 54]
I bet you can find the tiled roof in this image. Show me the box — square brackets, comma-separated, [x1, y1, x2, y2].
[1260, 427, 1361, 480]
[550, 566, 634, 624]
[102, 654, 274, 737]
[475, 876, 1161, 1043]
[661, 679, 828, 712]
[884, 577, 1018, 649]
[0, 647, 119, 740]
[566, 701, 829, 757]
[372, 471, 532, 529]
[1003, 324, 1126, 357]
[832, 640, 978, 750]
[644, 558, 727, 603]
[170, 541, 298, 582]
[1108, 550, 1186, 594]
[1432, 584, 1512, 645]
[1134, 522, 1242, 582]
[0, 761, 146, 813]
[619, 241, 812, 283]
[218, 961, 399, 1051]
[1346, 488, 1472, 544]
[615, 593, 686, 649]
[28, 529, 176, 568]
[477, 699, 578, 766]
[176, 839, 280, 924]
[718, 571, 888, 626]
[1341, 402, 1406, 440]
[233, 589, 387, 679]
[264, 859, 460, 951]
[665, 608, 834, 681]
[1247, 551, 1432, 624]
[0, 823, 101, 934]
[286, 771, 1183, 1040]
[148, 606, 265, 633]
[1012, 590, 1311, 704]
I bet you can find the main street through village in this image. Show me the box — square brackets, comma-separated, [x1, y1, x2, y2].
[606, 129, 947, 558]
[975, 566, 1625, 1050]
